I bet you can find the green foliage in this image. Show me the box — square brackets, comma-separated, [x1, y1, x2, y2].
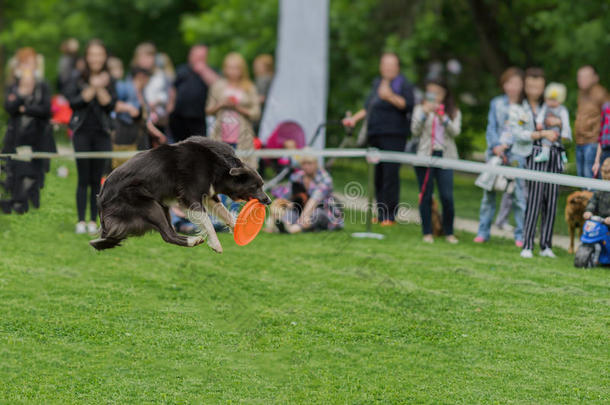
[0, 0, 91, 83]
[2, 0, 610, 155]
[180, 0, 278, 68]
[0, 0, 199, 86]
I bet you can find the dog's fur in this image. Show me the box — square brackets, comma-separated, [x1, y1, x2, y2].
[566, 190, 593, 254]
[431, 197, 443, 236]
[90, 137, 271, 253]
[264, 198, 292, 233]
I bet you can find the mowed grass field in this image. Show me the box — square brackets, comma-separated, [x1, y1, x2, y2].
[0, 159, 609, 404]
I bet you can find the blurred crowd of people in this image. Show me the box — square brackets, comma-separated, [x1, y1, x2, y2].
[3, 38, 610, 260]
[342, 53, 610, 260]
[1, 38, 280, 235]
[471, 65, 609, 259]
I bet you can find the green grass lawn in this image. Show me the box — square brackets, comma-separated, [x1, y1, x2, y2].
[0, 159, 608, 403]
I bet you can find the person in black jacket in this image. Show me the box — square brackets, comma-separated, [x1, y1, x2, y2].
[168, 44, 219, 142]
[64, 39, 117, 234]
[342, 52, 415, 225]
[1, 48, 56, 214]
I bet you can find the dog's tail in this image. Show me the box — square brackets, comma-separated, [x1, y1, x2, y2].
[89, 237, 122, 250]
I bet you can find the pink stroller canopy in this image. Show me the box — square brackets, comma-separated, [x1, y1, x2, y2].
[266, 121, 306, 149]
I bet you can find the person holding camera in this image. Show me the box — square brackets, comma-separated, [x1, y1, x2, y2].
[411, 78, 461, 243]
[342, 53, 415, 225]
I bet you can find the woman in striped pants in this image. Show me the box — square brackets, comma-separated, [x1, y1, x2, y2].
[521, 122, 571, 258]
[521, 141, 564, 258]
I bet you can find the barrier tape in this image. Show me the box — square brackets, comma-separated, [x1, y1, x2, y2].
[0, 147, 605, 190]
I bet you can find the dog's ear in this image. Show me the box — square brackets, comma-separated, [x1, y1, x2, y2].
[229, 167, 249, 176]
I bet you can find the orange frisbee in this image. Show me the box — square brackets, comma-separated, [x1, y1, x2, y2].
[234, 199, 266, 246]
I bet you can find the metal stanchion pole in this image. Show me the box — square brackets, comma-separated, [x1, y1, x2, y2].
[365, 157, 374, 233]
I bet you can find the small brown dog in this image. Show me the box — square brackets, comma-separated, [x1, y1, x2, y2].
[431, 197, 443, 237]
[566, 190, 593, 253]
[264, 198, 293, 233]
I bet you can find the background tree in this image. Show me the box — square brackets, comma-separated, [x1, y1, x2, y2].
[1, 0, 609, 155]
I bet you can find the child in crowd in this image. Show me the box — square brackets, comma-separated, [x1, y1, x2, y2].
[584, 158, 610, 224]
[535, 82, 571, 163]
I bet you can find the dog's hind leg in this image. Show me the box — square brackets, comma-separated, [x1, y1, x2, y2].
[146, 201, 194, 247]
[203, 196, 236, 230]
[90, 237, 123, 250]
[90, 211, 125, 250]
[568, 226, 575, 254]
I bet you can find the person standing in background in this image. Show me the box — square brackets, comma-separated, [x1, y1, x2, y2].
[252, 54, 274, 133]
[169, 44, 219, 142]
[57, 38, 80, 95]
[521, 83, 572, 259]
[112, 66, 150, 168]
[475, 68, 531, 246]
[1, 48, 56, 214]
[107, 56, 124, 82]
[592, 101, 610, 177]
[494, 67, 545, 231]
[131, 43, 171, 137]
[206, 52, 260, 170]
[342, 52, 415, 226]
[157, 53, 176, 84]
[64, 39, 117, 235]
[411, 78, 461, 243]
[574, 65, 608, 178]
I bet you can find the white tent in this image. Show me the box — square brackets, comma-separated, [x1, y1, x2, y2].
[259, 0, 329, 149]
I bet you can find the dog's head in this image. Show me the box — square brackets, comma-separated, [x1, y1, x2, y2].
[219, 166, 271, 205]
[567, 190, 593, 209]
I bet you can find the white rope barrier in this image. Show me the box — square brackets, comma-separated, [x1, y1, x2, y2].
[1, 147, 607, 191]
[369, 150, 605, 191]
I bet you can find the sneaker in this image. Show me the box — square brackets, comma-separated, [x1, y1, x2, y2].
[515, 240, 524, 248]
[446, 235, 459, 244]
[75, 221, 87, 234]
[540, 248, 556, 258]
[423, 234, 434, 244]
[473, 236, 487, 243]
[520, 249, 533, 258]
[534, 150, 550, 163]
[87, 221, 98, 235]
[380, 220, 396, 227]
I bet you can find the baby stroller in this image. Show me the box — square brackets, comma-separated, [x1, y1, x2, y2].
[261, 120, 307, 178]
[262, 120, 354, 190]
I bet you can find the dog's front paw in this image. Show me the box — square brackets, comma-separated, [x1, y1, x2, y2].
[186, 235, 205, 247]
